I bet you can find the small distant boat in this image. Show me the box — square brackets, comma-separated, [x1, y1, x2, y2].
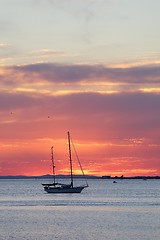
[42, 132, 88, 193]
[143, 178, 147, 181]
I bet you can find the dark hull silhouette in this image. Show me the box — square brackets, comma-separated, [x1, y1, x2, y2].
[44, 185, 87, 193]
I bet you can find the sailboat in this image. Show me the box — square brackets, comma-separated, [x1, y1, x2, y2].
[42, 132, 88, 193]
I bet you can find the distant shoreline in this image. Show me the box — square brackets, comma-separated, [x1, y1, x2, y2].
[0, 175, 159, 180]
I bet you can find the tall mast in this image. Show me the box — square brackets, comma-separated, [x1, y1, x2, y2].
[68, 131, 73, 187]
[51, 146, 56, 185]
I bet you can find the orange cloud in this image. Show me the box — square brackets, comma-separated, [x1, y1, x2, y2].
[0, 63, 160, 177]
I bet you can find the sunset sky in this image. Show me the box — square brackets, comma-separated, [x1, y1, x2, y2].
[0, 0, 160, 177]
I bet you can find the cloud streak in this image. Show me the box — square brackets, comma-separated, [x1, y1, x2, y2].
[1, 63, 160, 91]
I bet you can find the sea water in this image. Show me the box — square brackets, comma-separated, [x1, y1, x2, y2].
[0, 178, 160, 240]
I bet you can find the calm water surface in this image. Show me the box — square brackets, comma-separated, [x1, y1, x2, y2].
[0, 179, 160, 240]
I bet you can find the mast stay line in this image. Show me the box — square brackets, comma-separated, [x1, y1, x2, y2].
[70, 136, 88, 187]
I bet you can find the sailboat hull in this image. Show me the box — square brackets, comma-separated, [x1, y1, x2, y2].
[44, 186, 87, 193]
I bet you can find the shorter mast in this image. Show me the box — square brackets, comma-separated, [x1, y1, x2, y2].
[51, 146, 56, 185]
[68, 131, 73, 188]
